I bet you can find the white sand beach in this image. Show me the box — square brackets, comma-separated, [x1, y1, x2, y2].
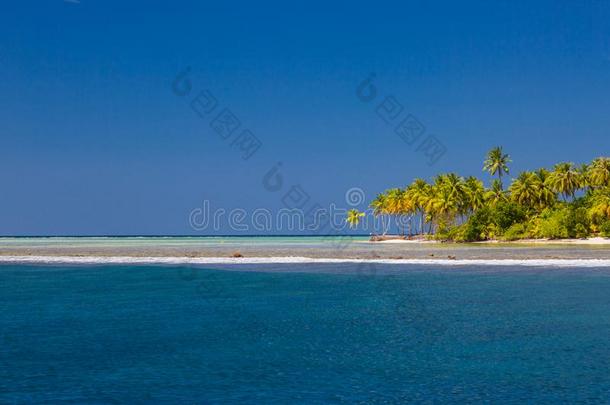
[370, 236, 610, 245]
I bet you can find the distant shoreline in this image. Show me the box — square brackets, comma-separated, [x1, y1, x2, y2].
[369, 235, 610, 245]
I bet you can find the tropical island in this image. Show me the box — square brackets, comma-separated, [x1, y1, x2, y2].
[346, 147, 610, 242]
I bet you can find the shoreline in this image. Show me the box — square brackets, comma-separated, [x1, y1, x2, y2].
[3, 236, 610, 262]
[370, 236, 610, 245]
[2, 254, 610, 267]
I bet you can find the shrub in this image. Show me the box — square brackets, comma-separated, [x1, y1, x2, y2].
[491, 202, 527, 232]
[600, 220, 610, 238]
[502, 223, 528, 241]
[483, 223, 501, 240]
[565, 207, 591, 238]
[574, 223, 589, 239]
[461, 207, 492, 241]
[460, 222, 483, 242]
[533, 206, 591, 239]
[538, 210, 568, 239]
[527, 217, 543, 239]
[436, 224, 473, 242]
[459, 203, 526, 241]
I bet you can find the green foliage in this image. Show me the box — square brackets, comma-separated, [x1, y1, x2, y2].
[345, 209, 365, 229]
[574, 223, 589, 239]
[545, 162, 581, 200]
[483, 146, 511, 188]
[367, 151, 610, 241]
[535, 206, 591, 239]
[564, 207, 591, 238]
[460, 222, 484, 242]
[435, 224, 467, 242]
[588, 188, 610, 225]
[446, 202, 526, 242]
[599, 220, 610, 238]
[502, 223, 528, 241]
[460, 207, 492, 241]
[490, 202, 527, 231]
[538, 209, 569, 239]
[540, 211, 568, 239]
[436, 201, 527, 241]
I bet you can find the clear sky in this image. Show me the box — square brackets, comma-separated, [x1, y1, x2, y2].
[1, 0, 610, 235]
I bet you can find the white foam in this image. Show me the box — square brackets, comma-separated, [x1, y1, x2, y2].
[1, 255, 610, 267]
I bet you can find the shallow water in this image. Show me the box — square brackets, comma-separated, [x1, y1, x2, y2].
[2, 263, 610, 403]
[2, 236, 610, 260]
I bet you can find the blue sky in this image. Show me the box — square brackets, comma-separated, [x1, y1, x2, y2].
[1, 0, 610, 235]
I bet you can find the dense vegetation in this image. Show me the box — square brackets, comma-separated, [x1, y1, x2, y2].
[346, 147, 610, 241]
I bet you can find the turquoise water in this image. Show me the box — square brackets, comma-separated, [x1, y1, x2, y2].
[2, 263, 610, 403]
[0, 236, 370, 247]
[3, 236, 610, 261]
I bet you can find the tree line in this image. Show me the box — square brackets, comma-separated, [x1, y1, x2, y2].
[346, 147, 610, 241]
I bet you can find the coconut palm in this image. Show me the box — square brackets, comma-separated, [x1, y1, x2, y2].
[485, 179, 508, 206]
[577, 163, 590, 191]
[427, 182, 460, 231]
[533, 168, 557, 210]
[400, 188, 416, 236]
[386, 188, 404, 235]
[369, 193, 389, 235]
[463, 176, 486, 213]
[345, 209, 365, 229]
[589, 189, 610, 224]
[406, 179, 431, 235]
[545, 162, 582, 201]
[588, 157, 610, 189]
[509, 172, 540, 208]
[385, 188, 403, 212]
[445, 173, 468, 218]
[483, 146, 511, 189]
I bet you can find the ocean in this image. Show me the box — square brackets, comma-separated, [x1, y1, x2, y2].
[2, 259, 610, 403]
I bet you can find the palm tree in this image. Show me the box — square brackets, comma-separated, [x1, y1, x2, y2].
[444, 173, 465, 196]
[425, 173, 465, 230]
[545, 162, 582, 201]
[385, 188, 416, 236]
[509, 172, 540, 208]
[463, 176, 486, 213]
[346, 209, 365, 229]
[385, 188, 403, 235]
[483, 146, 511, 189]
[588, 157, 610, 189]
[577, 163, 590, 191]
[369, 193, 389, 235]
[443, 173, 468, 220]
[406, 179, 428, 234]
[533, 168, 557, 210]
[428, 180, 460, 231]
[400, 188, 416, 236]
[484, 179, 508, 207]
[406, 179, 431, 235]
[589, 188, 610, 224]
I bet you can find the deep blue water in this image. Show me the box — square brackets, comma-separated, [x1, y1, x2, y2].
[2, 264, 610, 403]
